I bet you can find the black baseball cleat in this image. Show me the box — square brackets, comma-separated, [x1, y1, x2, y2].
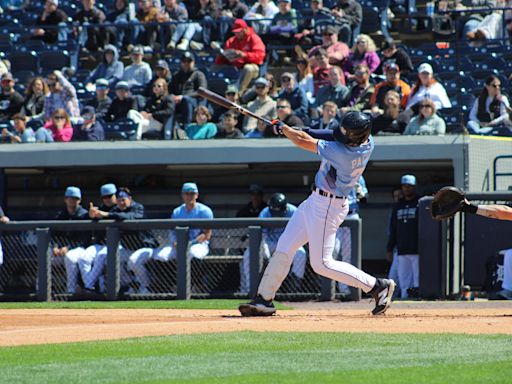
[369, 278, 396, 316]
[238, 295, 276, 317]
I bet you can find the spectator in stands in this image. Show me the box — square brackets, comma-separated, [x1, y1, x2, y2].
[0, 73, 23, 122]
[275, 98, 305, 127]
[311, 48, 337, 98]
[467, 75, 512, 136]
[106, 0, 133, 48]
[134, 0, 158, 47]
[216, 110, 243, 138]
[22, 77, 49, 125]
[237, 184, 267, 217]
[158, 0, 194, 51]
[53, 186, 90, 295]
[376, 39, 414, 76]
[86, 45, 124, 88]
[169, 52, 208, 125]
[294, 57, 315, 105]
[466, 1, 512, 43]
[371, 90, 408, 135]
[211, 84, 240, 123]
[105, 81, 138, 122]
[0, 204, 8, 266]
[340, 63, 374, 114]
[245, 114, 275, 138]
[73, 106, 105, 141]
[331, 0, 362, 45]
[243, 77, 277, 133]
[186, 105, 217, 139]
[268, 0, 299, 43]
[277, 72, 309, 123]
[370, 63, 410, 110]
[309, 101, 341, 130]
[128, 182, 213, 294]
[188, 0, 219, 50]
[32, 0, 68, 44]
[314, 66, 349, 110]
[343, 34, 380, 81]
[36, 108, 73, 142]
[307, 25, 350, 69]
[74, 0, 109, 52]
[128, 78, 175, 139]
[1, 113, 36, 143]
[145, 60, 172, 97]
[404, 99, 446, 136]
[84, 78, 112, 121]
[218, 0, 249, 43]
[244, 0, 279, 35]
[44, 70, 81, 124]
[122, 45, 152, 89]
[212, 19, 266, 96]
[294, 0, 333, 47]
[405, 63, 451, 111]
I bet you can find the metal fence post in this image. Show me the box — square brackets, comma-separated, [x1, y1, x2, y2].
[36, 228, 51, 302]
[248, 226, 262, 296]
[106, 227, 121, 301]
[176, 227, 190, 300]
[349, 218, 362, 301]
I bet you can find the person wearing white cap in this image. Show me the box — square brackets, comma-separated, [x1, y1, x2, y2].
[386, 174, 421, 299]
[405, 63, 451, 111]
[128, 182, 214, 294]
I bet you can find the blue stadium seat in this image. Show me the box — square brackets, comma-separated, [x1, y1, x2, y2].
[16, 39, 47, 52]
[450, 93, 475, 111]
[7, 51, 38, 73]
[13, 70, 35, 86]
[207, 78, 230, 95]
[105, 119, 137, 141]
[438, 107, 463, 133]
[39, 50, 70, 73]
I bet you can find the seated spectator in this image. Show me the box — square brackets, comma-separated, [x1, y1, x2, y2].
[244, 0, 279, 35]
[145, 60, 172, 97]
[331, 0, 362, 45]
[371, 90, 408, 135]
[37, 108, 74, 142]
[169, 52, 208, 125]
[211, 84, 240, 123]
[311, 48, 335, 96]
[158, 0, 194, 51]
[185, 105, 217, 139]
[268, 0, 298, 41]
[31, 0, 68, 44]
[466, 3, 512, 43]
[218, 0, 249, 43]
[277, 72, 309, 123]
[343, 34, 380, 81]
[105, 81, 138, 122]
[216, 111, 243, 138]
[294, 0, 333, 47]
[275, 98, 304, 127]
[315, 66, 349, 110]
[188, 0, 219, 50]
[86, 45, 124, 88]
[294, 57, 315, 105]
[370, 63, 410, 110]
[376, 39, 414, 76]
[128, 78, 175, 139]
[236, 184, 267, 217]
[106, 0, 133, 48]
[44, 70, 81, 124]
[405, 63, 451, 111]
[467, 75, 512, 136]
[73, 106, 105, 141]
[134, 0, 158, 47]
[74, 0, 109, 52]
[307, 25, 350, 69]
[0, 73, 24, 122]
[243, 77, 277, 132]
[245, 114, 275, 138]
[310, 101, 341, 130]
[122, 45, 152, 88]
[22, 77, 49, 124]
[341, 63, 374, 114]
[84, 78, 112, 121]
[404, 99, 446, 136]
[1, 113, 36, 143]
[212, 19, 266, 96]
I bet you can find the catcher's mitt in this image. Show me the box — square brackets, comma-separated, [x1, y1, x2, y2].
[431, 186, 466, 220]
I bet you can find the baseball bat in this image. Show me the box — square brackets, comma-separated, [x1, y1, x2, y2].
[197, 87, 273, 126]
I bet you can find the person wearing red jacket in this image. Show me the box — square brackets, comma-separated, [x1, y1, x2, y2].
[213, 19, 266, 95]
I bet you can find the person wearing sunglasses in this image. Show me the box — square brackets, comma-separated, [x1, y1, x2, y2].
[73, 106, 105, 142]
[243, 77, 277, 132]
[277, 72, 309, 123]
[37, 108, 73, 142]
[405, 63, 451, 112]
[307, 25, 349, 69]
[403, 98, 446, 136]
[342, 34, 380, 82]
[275, 98, 305, 128]
[43, 70, 81, 124]
[341, 63, 375, 115]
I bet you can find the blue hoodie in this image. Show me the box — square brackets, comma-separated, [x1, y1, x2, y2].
[87, 45, 124, 87]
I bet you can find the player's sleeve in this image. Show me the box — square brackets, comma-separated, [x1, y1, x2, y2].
[317, 139, 338, 163]
[200, 205, 214, 219]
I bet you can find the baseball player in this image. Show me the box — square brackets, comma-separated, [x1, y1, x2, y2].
[239, 111, 396, 316]
[0, 206, 9, 266]
[128, 182, 213, 293]
[240, 193, 307, 294]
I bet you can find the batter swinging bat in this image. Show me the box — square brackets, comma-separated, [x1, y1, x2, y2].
[197, 87, 273, 126]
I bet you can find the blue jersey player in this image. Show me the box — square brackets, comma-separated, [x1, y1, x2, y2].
[239, 111, 396, 316]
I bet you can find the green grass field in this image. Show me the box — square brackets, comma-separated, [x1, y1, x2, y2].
[1, 332, 512, 384]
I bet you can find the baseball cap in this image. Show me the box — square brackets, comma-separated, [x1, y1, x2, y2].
[82, 106, 96, 119]
[401, 174, 416, 186]
[232, 19, 248, 33]
[95, 78, 109, 88]
[249, 184, 264, 194]
[131, 45, 144, 55]
[323, 25, 337, 35]
[225, 84, 238, 94]
[418, 63, 433, 74]
[47, 0, 58, 6]
[280, 72, 295, 81]
[181, 51, 195, 61]
[278, 0, 291, 3]
[381, 38, 396, 51]
[182, 182, 199, 193]
[1, 73, 14, 82]
[115, 81, 130, 91]
[254, 77, 268, 87]
[384, 63, 400, 73]
[64, 186, 81, 199]
[155, 59, 169, 70]
[100, 183, 117, 197]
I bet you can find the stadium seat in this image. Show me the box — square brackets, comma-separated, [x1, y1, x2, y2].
[7, 51, 38, 73]
[16, 39, 47, 52]
[438, 107, 463, 133]
[207, 78, 230, 95]
[105, 119, 138, 141]
[39, 50, 71, 73]
[13, 70, 35, 85]
[450, 93, 475, 111]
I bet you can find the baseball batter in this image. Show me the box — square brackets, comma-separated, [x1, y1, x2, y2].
[239, 111, 396, 316]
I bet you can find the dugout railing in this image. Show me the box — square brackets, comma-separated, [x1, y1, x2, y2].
[0, 217, 362, 302]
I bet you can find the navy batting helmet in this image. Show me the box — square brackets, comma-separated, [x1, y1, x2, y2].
[333, 111, 372, 146]
[268, 193, 287, 217]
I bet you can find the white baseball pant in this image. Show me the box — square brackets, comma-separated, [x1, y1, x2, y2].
[502, 249, 512, 291]
[62, 247, 85, 294]
[333, 212, 359, 295]
[397, 254, 419, 298]
[388, 248, 400, 291]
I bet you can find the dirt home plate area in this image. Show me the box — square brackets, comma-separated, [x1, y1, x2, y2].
[0, 301, 511, 346]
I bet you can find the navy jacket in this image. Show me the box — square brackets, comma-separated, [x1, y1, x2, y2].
[386, 196, 420, 255]
[54, 205, 91, 248]
[278, 86, 309, 122]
